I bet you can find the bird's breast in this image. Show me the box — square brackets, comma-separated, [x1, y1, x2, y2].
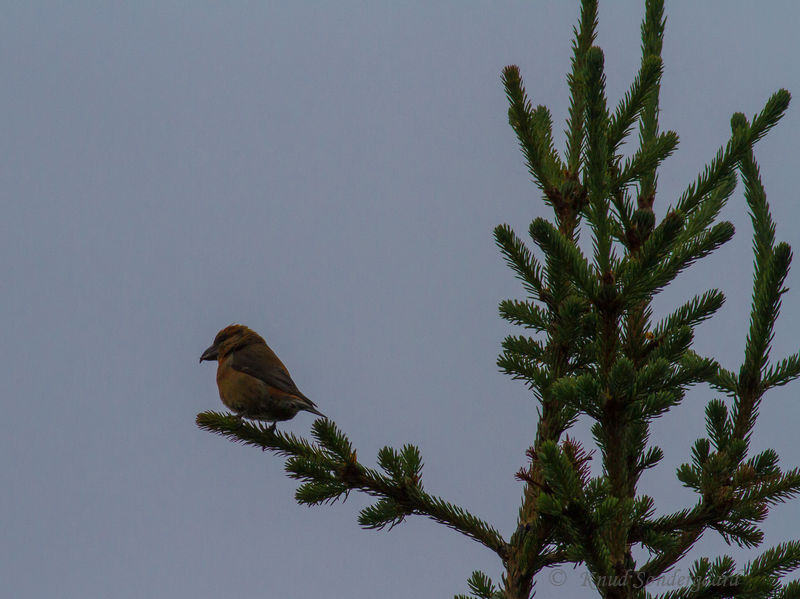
[216, 355, 270, 413]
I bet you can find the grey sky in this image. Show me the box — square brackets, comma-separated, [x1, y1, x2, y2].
[2, 2, 799, 598]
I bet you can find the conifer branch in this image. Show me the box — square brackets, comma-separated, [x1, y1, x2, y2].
[456, 570, 503, 599]
[636, 0, 665, 207]
[762, 355, 800, 390]
[614, 130, 678, 192]
[676, 89, 790, 216]
[740, 144, 776, 283]
[583, 46, 609, 199]
[653, 289, 726, 337]
[529, 218, 598, 299]
[502, 66, 564, 192]
[632, 221, 735, 302]
[607, 55, 663, 157]
[565, 0, 599, 173]
[745, 540, 800, 580]
[196, 412, 508, 559]
[499, 299, 550, 332]
[494, 224, 547, 301]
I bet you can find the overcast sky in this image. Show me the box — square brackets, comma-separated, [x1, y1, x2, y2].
[2, 2, 799, 598]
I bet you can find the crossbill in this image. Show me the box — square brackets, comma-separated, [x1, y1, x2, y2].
[200, 324, 324, 426]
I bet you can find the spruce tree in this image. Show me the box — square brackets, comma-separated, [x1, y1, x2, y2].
[197, 2, 800, 597]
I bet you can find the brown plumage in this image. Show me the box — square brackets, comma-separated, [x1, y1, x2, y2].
[200, 324, 324, 425]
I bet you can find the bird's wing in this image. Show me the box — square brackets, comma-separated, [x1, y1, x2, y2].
[230, 344, 310, 400]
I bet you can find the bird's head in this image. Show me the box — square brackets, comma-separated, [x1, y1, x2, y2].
[200, 324, 265, 362]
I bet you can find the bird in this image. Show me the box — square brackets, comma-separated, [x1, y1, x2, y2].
[200, 324, 324, 428]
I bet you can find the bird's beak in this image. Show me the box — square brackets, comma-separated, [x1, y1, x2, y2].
[199, 344, 219, 363]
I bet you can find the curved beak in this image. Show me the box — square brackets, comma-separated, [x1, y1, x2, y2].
[199, 344, 219, 363]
